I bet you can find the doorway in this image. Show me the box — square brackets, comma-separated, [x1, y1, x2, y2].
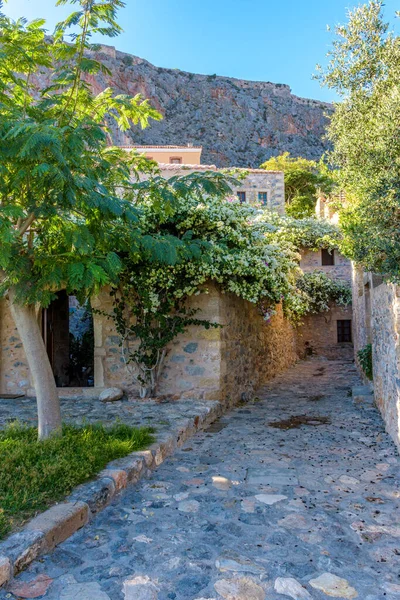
[42, 291, 94, 387]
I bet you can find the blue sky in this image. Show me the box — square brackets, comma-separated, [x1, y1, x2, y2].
[3, 0, 399, 102]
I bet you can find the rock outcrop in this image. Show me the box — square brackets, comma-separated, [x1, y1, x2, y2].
[86, 45, 332, 168]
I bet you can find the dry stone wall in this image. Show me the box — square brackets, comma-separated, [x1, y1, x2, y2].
[0, 284, 298, 405]
[92, 283, 297, 405]
[352, 268, 400, 450]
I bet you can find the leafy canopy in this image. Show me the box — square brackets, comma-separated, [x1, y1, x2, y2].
[261, 153, 334, 218]
[316, 1, 400, 281]
[0, 1, 163, 305]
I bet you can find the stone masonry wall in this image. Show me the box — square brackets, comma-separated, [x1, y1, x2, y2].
[296, 248, 353, 360]
[296, 304, 354, 361]
[219, 293, 297, 405]
[233, 171, 285, 213]
[155, 165, 286, 214]
[300, 249, 352, 283]
[0, 298, 30, 396]
[0, 285, 298, 406]
[92, 283, 298, 405]
[352, 267, 400, 450]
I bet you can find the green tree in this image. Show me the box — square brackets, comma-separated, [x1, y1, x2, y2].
[0, 1, 162, 439]
[260, 152, 334, 217]
[316, 1, 400, 280]
[0, 2, 233, 439]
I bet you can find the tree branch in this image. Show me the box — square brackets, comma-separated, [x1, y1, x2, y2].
[18, 213, 35, 236]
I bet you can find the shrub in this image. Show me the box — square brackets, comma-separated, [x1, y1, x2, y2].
[282, 271, 352, 323]
[358, 343, 373, 380]
[107, 189, 300, 396]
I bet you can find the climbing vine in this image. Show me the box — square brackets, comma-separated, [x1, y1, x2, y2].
[106, 185, 351, 396]
[107, 185, 299, 397]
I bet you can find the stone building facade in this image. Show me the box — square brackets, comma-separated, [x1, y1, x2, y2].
[148, 163, 286, 214]
[296, 248, 353, 360]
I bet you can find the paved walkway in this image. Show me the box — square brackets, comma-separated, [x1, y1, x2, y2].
[2, 359, 400, 600]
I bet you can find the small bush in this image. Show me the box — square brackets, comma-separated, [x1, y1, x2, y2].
[0, 422, 154, 539]
[358, 343, 373, 380]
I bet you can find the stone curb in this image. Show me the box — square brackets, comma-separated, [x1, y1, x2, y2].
[0, 400, 223, 588]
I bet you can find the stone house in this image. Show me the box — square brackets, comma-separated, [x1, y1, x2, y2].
[296, 247, 353, 361]
[0, 170, 352, 405]
[142, 161, 286, 214]
[124, 144, 203, 166]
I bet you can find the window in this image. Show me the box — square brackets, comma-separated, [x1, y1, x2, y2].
[237, 191, 246, 203]
[321, 248, 335, 266]
[337, 320, 352, 343]
[258, 192, 268, 205]
[170, 157, 182, 164]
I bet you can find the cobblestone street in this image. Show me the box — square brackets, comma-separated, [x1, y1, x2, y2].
[2, 359, 400, 600]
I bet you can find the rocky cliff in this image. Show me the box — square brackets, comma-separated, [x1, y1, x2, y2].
[89, 45, 332, 168]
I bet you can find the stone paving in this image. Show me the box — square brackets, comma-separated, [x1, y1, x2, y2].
[0, 393, 220, 443]
[2, 358, 400, 600]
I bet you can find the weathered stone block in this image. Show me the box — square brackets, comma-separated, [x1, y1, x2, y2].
[25, 502, 89, 551]
[0, 530, 44, 575]
[99, 387, 123, 402]
[0, 555, 11, 587]
[99, 468, 128, 491]
[123, 575, 159, 600]
[106, 455, 144, 483]
[68, 478, 115, 515]
[135, 450, 154, 468]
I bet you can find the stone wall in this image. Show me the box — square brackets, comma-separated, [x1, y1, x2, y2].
[300, 249, 352, 283]
[0, 299, 30, 396]
[233, 170, 285, 213]
[92, 283, 298, 405]
[0, 284, 298, 405]
[352, 268, 400, 450]
[296, 304, 354, 361]
[296, 248, 353, 360]
[156, 165, 285, 214]
[218, 292, 297, 405]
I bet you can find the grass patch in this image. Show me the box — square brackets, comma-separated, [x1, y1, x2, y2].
[0, 422, 154, 540]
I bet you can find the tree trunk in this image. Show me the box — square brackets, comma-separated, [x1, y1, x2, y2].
[8, 288, 62, 440]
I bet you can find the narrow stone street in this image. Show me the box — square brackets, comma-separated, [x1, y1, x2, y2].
[3, 359, 400, 600]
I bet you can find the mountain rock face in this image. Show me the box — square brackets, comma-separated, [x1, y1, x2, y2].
[89, 45, 332, 168]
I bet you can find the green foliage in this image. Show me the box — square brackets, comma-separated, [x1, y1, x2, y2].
[256, 211, 343, 252]
[0, 1, 161, 306]
[316, 1, 400, 280]
[296, 271, 352, 314]
[0, 422, 154, 539]
[286, 195, 317, 218]
[261, 152, 334, 217]
[358, 343, 373, 380]
[106, 194, 300, 396]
